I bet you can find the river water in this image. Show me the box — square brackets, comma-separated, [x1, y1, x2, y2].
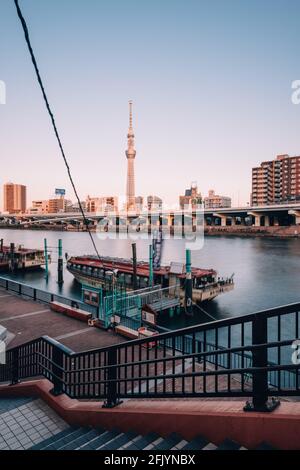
[1, 228, 299, 330]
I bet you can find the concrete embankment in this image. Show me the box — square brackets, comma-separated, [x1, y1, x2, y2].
[205, 225, 300, 238]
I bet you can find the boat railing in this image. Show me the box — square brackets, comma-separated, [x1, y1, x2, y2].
[129, 284, 180, 308]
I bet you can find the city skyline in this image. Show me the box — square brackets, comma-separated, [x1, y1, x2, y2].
[1, 1, 300, 208]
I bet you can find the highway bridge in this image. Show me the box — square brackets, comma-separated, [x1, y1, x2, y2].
[1, 202, 300, 229]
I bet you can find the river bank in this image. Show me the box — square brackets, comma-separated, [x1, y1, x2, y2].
[2, 223, 300, 238]
[204, 225, 300, 238]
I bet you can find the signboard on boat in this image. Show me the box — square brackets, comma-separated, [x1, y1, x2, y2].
[142, 305, 156, 326]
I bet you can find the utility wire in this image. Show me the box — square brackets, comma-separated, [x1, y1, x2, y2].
[193, 302, 217, 321]
[14, 0, 101, 259]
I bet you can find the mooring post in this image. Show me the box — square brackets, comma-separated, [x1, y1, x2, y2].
[9, 243, 15, 272]
[57, 239, 64, 285]
[132, 243, 137, 290]
[149, 243, 153, 287]
[185, 249, 193, 315]
[44, 238, 49, 281]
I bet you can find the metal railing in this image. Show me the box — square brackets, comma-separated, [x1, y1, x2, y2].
[0, 276, 98, 316]
[1, 301, 300, 411]
[130, 284, 180, 309]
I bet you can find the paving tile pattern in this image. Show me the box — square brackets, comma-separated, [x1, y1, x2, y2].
[0, 398, 68, 450]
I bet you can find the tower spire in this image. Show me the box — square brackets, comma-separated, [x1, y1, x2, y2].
[126, 100, 136, 211]
[129, 100, 133, 129]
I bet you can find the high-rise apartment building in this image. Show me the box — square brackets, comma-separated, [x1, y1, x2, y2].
[3, 183, 26, 214]
[251, 154, 300, 206]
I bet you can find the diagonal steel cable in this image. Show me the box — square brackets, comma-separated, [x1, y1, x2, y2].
[14, 0, 101, 258]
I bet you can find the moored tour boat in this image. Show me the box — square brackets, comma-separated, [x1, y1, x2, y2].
[0, 244, 50, 271]
[67, 255, 234, 304]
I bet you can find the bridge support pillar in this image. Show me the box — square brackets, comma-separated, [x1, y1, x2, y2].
[264, 215, 270, 227]
[248, 212, 262, 227]
[213, 213, 227, 227]
[254, 216, 261, 227]
[288, 210, 300, 225]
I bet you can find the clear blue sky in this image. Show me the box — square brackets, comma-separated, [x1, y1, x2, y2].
[1, 0, 300, 208]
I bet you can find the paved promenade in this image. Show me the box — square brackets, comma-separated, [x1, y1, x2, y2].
[0, 286, 124, 351]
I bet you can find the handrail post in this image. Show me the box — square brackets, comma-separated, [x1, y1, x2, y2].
[102, 348, 122, 408]
[10, 349, 20, 385]
[50, 344, 64, 396]
[244, 314, 280, 412]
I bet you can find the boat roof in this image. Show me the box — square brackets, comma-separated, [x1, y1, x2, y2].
[68, 255, 216, 278]
[1, 246, 43, 254]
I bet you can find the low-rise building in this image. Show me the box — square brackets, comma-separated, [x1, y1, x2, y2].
[147, 195, 162, 211]
[86, 196, 118, 213]
[27, 200, 49, 214]
[204, 190, 231, 209]
[179, 182, 202, 210]
[48, 197, 66, 214]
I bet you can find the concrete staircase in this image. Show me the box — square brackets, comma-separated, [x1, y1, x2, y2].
[0, 396, 276, 451]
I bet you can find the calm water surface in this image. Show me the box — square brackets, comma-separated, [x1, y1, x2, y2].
[1, 229, 300, 329]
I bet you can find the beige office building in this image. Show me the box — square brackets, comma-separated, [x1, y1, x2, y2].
[3, 183, 27, 214]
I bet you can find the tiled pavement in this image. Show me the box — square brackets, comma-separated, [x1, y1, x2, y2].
[0, 286, 124, 351]
[0, 398, 68, 450]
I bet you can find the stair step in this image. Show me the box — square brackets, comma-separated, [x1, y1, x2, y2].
[144, 437, 165, 450]
[80, 429, 121, 450]
[30, 427, 78, 450]
[152, 433, 183, 450]
[59, 429, 101, 450]
[181, 435, 209, 450]
[255, 442, 277, 450]
[217, 439, 242, 450]
[202, 442, 218, 450]
[120, 435, 143, 450]
[97, 431, 138, 450]
[43, 428, 90, 450]
[171, 439, 188, 450]
[125, 433, 160, 450]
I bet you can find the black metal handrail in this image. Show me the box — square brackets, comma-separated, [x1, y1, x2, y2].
[0, 276, 98, 315]
[1, 301, 300, 411]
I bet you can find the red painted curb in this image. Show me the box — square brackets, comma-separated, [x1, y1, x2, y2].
[1, 380, 300, 449]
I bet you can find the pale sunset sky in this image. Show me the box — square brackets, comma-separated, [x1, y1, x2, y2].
[1, 0, 300, 208]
